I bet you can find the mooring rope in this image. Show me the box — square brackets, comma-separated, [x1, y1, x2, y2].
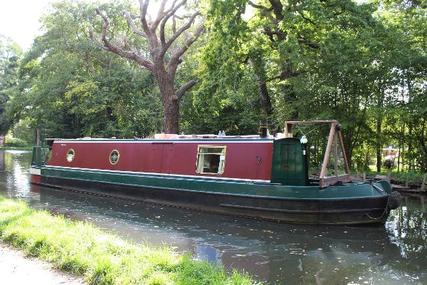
[365, 183, 392, 220]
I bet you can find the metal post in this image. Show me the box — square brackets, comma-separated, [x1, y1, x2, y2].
[36, 128, 41, 147]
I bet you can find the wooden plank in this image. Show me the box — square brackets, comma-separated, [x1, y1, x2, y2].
[320, 175, 352, 188]
[338, 130, 350, 174]
[319, 122, 336, 181]
[284, 120, 337, 136]
[285, 120, 338, 125]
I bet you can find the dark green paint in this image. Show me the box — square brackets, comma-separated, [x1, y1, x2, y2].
[31, 146, 50, 167]
[41, 166, 386, 200]
[271, 138, 308, 186]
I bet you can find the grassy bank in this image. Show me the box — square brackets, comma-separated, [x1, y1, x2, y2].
[388, 171, 426, 186]
[353, 169, 426, 187]
[0, 146, 32, 151]
[0, 197, 257, 285]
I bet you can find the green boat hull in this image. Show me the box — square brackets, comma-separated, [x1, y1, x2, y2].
[32, 166, 399, 225]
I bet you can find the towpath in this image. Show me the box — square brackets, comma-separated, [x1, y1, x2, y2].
[0, 243, 85, 285]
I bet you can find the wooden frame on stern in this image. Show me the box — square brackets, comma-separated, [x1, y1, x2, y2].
[284, 120, 351, 188]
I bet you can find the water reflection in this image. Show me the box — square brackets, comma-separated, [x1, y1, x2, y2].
[0, 150, 425, 285]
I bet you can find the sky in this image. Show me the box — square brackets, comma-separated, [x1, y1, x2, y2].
[0, 0, 170, 51]
[0, 0, 53, 50]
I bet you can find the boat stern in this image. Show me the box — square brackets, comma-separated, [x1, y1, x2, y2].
[30, 145, 50, 185]
[372, 180, 402, 210]
[30, 166, 42, 184]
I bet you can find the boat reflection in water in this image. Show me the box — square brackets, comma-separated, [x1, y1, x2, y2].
[32, 183, 424, 284]
[0, 150, 424, 284]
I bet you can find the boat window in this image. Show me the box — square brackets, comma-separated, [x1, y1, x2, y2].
[196, 146, 226, 174]
[109, 149, 120, 165]
[66, 149, 75, 162]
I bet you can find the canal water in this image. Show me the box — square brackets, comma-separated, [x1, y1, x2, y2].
[0, 150, 425, 285]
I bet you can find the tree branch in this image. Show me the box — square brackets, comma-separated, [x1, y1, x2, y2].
[172, 16, 177, 34]
[124, 11, 146, 38]
[150, 0, 168, 32]
[268, 0, 284, 21]
[160, 0, 186, 47]
[161, 12, 200, 57]
[95, 8, 153, 71]
[138, 0, 151, 35]
[167, 24, 204, 75]
[297, 35, 320, 49]
[176, 79, 197, 99]
[248, 1, 272, 11]
[265, 69, 301, 82]
[297, 11, 317, 26]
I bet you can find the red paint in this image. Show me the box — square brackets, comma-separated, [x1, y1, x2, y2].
[48, 140, 274, 180]
[31, 175, 42, 184]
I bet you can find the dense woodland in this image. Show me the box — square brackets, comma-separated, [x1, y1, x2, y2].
[0, 0, 425, 172]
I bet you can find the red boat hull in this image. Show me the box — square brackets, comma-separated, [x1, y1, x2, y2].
[48, 139, 274, 181]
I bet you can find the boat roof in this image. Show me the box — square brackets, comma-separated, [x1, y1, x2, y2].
[47, 134, 277, 143]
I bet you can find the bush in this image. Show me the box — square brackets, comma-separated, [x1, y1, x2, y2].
[4, 137, 30, 147]
[391, 171, 425, 185]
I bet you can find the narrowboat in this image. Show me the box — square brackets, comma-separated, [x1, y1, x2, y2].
[30, 120, 401, 225]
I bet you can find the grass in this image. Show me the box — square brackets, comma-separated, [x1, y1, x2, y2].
[388, 171, 426, 185]
[0, 146, 32, 151]
[358, 169, 426, 186]
[0, 197, 258, 285]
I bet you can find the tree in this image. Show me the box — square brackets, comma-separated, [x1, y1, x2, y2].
[13, 1, 162, 139]
[378, 0, 427, 171]
[93, 0, 204, 134]
[0, 36, 21, 135]
[200, 0, 424, 170]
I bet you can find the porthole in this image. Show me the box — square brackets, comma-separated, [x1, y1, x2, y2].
[109, 149, 120, 165]
[66, 149, 75, 162]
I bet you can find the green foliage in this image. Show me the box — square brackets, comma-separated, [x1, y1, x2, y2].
[0, 35, 22, 135]
[10, 0, 162, 138]
[180, 0, 260, 135]
[0, 0, 425, 171]
[4, 136, 28, 147]
[196, 0, 426, 171]
[390, 171, 426, 185]
[0, 197, 258, 285]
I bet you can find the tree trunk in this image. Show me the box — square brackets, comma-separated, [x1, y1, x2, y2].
[249, 54, 273, 122]
[163, 97, 179, 134]
[343, 132, 353, 169]
[408, 123, 414, 171]
[376, 118, 382, 173]
[420, 121, 427, 172]
[95, 2, 204, 135]
[257, 78, 272, 118]
[154, 67, 180, 134]
[376, 85, 384, 173]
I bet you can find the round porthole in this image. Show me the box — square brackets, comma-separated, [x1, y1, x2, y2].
[66, 149, 75, 162]
[109, 149, 120, 165]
